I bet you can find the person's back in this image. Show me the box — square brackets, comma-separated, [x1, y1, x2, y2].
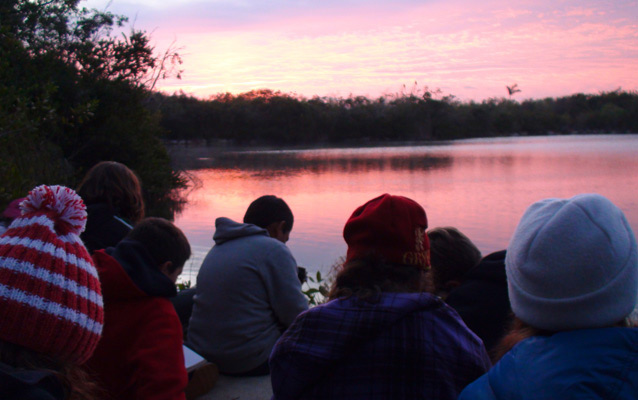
[87, 217, 191, 400]
[445, 250, 511, 354]
[270, 194, 491, 400]
[271, 291, 490, 399]
[187, 196, 308, 376]
[464, 326, 638, 400]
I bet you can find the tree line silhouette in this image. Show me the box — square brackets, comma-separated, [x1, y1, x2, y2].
[151, 87, 638, 146]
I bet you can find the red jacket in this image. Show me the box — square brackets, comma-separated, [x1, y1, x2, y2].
[87, 247, 187, 400]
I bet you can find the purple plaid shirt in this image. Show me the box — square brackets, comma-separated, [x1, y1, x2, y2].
[269, 292, 491, 400]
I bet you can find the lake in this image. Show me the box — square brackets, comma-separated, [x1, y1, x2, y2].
[172, 134, 638, 283]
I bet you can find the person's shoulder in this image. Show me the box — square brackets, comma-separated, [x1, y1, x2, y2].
[129, 296, 182, 334]
[257, 235, 295, 258]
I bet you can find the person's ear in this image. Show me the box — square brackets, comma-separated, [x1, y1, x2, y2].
[159, 261, 182, 283]
[267, 221, 289, 243]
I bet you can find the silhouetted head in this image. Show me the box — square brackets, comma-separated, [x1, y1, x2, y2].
[330, 194, 432, 300]
[244, 195, 294, 243]
[127, 217, 191, 282]
[428, 227, 482, 297]
[77, 161, 145, 224]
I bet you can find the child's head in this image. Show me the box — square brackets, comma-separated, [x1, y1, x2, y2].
[244, 195, 294, 243]
[0, 185, 103, 364]
[330, 194, 431, 299]
[506, 193, 638, 331]
[77, 161, 145, 224]
[428, 227, 482, 296]
[126, 217, 191, 282]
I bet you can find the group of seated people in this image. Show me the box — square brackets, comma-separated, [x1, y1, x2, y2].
[0, 160, 636, 400]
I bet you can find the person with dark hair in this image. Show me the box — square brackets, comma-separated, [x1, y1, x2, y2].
[86, 217, 191, 400]
[269, 194, 491, 400]
[186, 195, 307, 377]
[243, 195, 294, 242]
[459, 194, 638, 400]
[0, 185, 104, 400]
[444, 249, 511, 356]
[427, 226, 483, 298]
[77, 161, 145, 252]
[428, 227, 511, 355]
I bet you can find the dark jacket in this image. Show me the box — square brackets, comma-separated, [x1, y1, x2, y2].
[81, 203, 133, 253]
[270, 292, 491, 400]
[0, 362, 65, 400]
[445, 250, 512, 352]
[459, 327, 638, 399]
[86, 240, 186, 400]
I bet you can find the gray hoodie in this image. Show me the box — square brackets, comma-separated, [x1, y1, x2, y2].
[186, 217, 308, 374]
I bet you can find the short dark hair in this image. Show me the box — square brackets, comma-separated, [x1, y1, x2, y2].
[243, 195, 294, 233]
[427, 227, 481, 293]
[126, 217, 191, 273]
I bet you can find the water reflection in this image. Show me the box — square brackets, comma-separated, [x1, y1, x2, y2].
[173, 135, 638, 282]
[176, 147, 454, 175]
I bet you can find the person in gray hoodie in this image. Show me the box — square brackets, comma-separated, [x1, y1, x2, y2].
[186, 195, 308, 376]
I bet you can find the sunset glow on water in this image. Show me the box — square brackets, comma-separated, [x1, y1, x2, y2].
[174, 135, 638, 281]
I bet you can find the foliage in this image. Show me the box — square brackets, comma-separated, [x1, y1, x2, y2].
[0, 0, 185, 216]
[302, 270, 331, 306]
[176, 280, 192, 291]
[152, 87, 638, 147]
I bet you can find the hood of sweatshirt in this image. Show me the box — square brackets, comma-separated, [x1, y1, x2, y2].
[99, 239, 177, 299]
[213, 217, 269, 245]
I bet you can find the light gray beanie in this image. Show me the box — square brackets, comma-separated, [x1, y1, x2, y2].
[505, 193, 638, 331]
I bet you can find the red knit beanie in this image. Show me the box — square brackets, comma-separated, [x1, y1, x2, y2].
[0, 185, 103, 364]
[344, 194, 430, 269]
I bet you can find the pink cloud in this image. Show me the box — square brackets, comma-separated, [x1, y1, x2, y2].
[101, 0, 638, 101]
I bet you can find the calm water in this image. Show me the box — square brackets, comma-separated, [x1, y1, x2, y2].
[173, 134, 638, 283]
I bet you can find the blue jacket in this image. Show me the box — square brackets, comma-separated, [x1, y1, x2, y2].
[459, 327, 638, 400]
[270, 292, 491, 400]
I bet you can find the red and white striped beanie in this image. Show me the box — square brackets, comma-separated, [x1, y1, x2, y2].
[0, 185, 103, 364]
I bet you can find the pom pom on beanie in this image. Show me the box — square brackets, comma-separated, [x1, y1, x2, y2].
[506, 193, 638, 331]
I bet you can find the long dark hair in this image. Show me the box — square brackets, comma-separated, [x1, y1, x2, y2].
[77, 161, 145, 224]
[328, 257, 431, 301]
[0, 340, 102, 400]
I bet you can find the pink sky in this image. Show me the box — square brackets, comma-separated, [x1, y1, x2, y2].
[86, 0, 638, 101]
